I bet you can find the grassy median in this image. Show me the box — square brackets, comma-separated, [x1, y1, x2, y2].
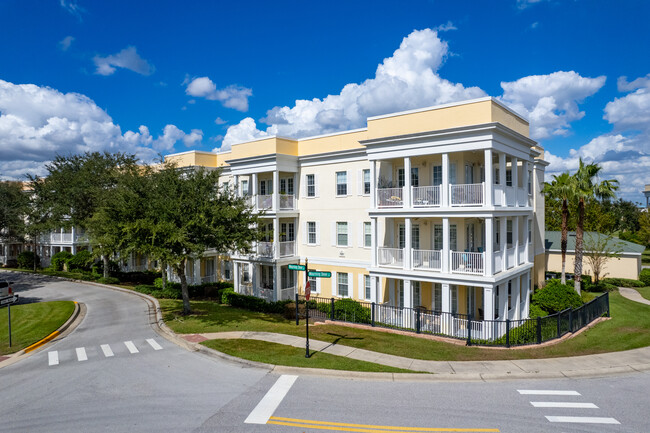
[0, 301, 75, 355]
[161, 291, 650, 363]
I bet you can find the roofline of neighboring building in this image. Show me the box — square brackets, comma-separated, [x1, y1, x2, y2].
[546, 248, 642, 256]
[164, 149, 217, 158]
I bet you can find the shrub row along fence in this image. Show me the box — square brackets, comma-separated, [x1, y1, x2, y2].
[296, 292, 610, 347]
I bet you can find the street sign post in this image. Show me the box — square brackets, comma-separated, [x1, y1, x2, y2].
[288, 264, 306, 271]
[304, 259, 310, 358]
[307, 271, 331, 278]
[1, 295, 18, 347]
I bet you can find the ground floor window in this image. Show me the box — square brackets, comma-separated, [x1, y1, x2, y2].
[337, 273, 349, 297]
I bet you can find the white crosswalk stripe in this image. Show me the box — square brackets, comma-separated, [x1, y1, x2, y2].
[124, 341, 139, 354]
[76, 347, 88, 361]
[45, 339, 164, 366]
[100, 344, 114, 357]
[519, 390, 620, 426]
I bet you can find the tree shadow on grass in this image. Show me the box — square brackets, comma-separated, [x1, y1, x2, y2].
[325, 332, 364, 345]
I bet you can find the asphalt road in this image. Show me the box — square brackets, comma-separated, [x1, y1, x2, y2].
[2, 271, 649, 433]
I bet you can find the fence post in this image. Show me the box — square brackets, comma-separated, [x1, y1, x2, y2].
[606, 292, 610, 317]
[556, 312, 561, 338]
[467, 313, 472, 346]
[330, 297, 335, 321]
[505, 319, 510, 348]
[536, 316, 542, 344]
[371, 302, 375, 327]
[569, 309, 573, 333]
[295, 293, 299, 325]
[416, 308, 421, 334]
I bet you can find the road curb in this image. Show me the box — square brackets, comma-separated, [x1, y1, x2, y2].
[0, 299, 85, 369]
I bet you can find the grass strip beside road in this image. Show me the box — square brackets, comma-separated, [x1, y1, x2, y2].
[635, 286, 650, 302]
[202, 339, 419, 373]
[0, 301, 75, 355]
[161, 291, 650, 362]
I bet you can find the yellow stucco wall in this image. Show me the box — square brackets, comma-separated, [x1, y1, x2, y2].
[166, 151, 217, 168]
[546, 252, 641, 280]
[490, 102, 529, 137]
[533, 253, 546, 287]
[298, 130, 368, 155]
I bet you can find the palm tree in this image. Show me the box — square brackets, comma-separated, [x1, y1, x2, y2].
[572, 159, 619, 294]
[543, 172, 574, 284]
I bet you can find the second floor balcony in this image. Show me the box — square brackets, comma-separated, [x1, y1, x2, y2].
[247, 194, 296, 211]
[256, 240, 296, 259]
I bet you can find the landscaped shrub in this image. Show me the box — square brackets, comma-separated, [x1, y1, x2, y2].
[640, 269, 650, 286]
[67, 250, 94, 271]
[528, 304, 548, 318]
[51, 251, 73, 271]
[115, 270, 160, 285]
[17, 251, 40, 269]
[316, 298, 372, 324]
[97, 276, 120, 285]
[221, 290, 292, 314]
[585, 281, 618, 292]
[531, 279, 583, 314]
[602, 277, 645, 288]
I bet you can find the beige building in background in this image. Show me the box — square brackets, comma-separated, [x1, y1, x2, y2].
[167, 97, 548, 329]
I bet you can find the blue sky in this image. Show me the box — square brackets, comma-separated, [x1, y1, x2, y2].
[1, 0, 649, 201]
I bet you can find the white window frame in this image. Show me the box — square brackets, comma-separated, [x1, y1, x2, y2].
[363, 222, 372, 248]
[336, 171, 348, 196]
[306, 174, 317, 198]
[307, 222, 317, 245]
[363, 169, 371, 195]
[336, 222, 348, 247]
[337, 272, 349, 298]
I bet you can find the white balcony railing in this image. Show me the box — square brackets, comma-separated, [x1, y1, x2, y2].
[280, 286, 295, 301]
[506, 247, 516, 269]
[279, 241, 295, 257]
[450, 251, 484, 275]
[257, 242, 274, 257]
[256, 194, 273, 210]
[412, 185, 441, 207]
[62, 233, 73, 243]
[377, 188, 404, 208]
[518, 245, 526, 264]
[494, 251, 502, 274]
[51, 233, 62, 243]
[378, 247, 404, 267]
[279, 194, 295, 210]
[412, 249, 442, 271]
[450, 183, 484, 206]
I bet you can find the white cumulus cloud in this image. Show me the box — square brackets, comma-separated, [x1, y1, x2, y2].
[0, 79, 201, 179]
[221, 28, 485, 151]
[58, 36, 75, 51]
[93, 46, 155, 76]
[185, 76, 252, 112]
[499, 71, 606, 139]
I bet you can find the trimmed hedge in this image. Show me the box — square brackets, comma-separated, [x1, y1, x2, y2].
[640, 269, 650, 286]
[51, 251, 73, 271]
[97, 276, 120, 284]
[601, 277, 645, 288]
[17, 251, 40, 269]
[316, 298, 371, 324]
[532, 279, 583, 314]
[221, 289, 292, 314]
[67, 250, 94, 271]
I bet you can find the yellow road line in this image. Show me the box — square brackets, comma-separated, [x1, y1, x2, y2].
[268, 417, 499, 432]
[24, 330, 60, 353]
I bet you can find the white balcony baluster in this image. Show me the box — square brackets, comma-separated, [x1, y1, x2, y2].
[279, 194, 295, 210]
[376, 188, 404, 208]
[256, 194, 273, 210]
[412, 249, 442, 271]
[377, 247, 404, 267]
[450, 183, 484, 206]
[412, 185, 441, 207]
[279, 241, 295, 257]
[450, 251, 484, 275]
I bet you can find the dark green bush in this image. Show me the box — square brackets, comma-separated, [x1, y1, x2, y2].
[17, 251, 40, 269]
[585, 281, 618, 292]
[602, 277, 645, 288]
[316, 298, 371, 324]
[528, 304, 548, 318]
[640, 269, 650, 286]
[115, 270, 159, 285]
[51, 251, 73, 271]
[532, 279, 583, 314]
[97, 276, 120, 285]
[221, 290, 292, 314]
[67, 250, 94, 271]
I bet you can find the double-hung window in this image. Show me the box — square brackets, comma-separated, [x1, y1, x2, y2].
[241, 179, 249, 196]
[433, 283, 442, 311]
[506, 169, 512, 187]
[364, 222, 372, 247]
[337, 273, 349, 297]
[364, 275, 371, 300]
[336, 222, 348, 246]
[306, 174, 315, 197]
[363, 169, 371, 195]
[307, 222, 317, 245]
[450, 224, 458, 251]
[433, 166, 443, 186]
[413, 281, 421, 307]
[336, 171, 347, 196]
[507, 220, 513, 248]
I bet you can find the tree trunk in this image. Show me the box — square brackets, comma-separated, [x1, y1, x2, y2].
[103, 254, 109, 279]
[161, 259, 167, 291]
[176, 258, 191, 314]
[573, 198, 585, 295]
[33, 238, 37, 272]
[560, 198, 568, 285]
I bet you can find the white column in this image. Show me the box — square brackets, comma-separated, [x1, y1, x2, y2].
[514, 276, 521, 320]
[442, 153, 450, 207]
[485, 217, 494, 276]
[404, 217, 412, 270]
[252, 263, 259, 297]
[483, 287, 495, 321]
[441, 283, 451, 313]
[404, 156, 412, 208]
[273, 217, 280, 259]
[252, 173, 258, 210]
[512, 157, 519, 205]
[404, 279, 412, 309]
[514, 216, 520, 265]
[499, 152, 506, 206]
[484, 149, 493, 207]
[524, 217, 530, 263]
[370, 276, 377, 303]
[499, 283, 508, 320]
[371, 160, 377, 209]
[523, 271, 531, 318]
[500, 217, 507, 271]
[371, 217, 377, 267]
[233, 262, 240, 292]
[376, 276, 382, 303]
[442, 217, 450, 273]
[523, 161, 530, 204]
[273, 264, 279, 302]
[272, 170, 279, 211]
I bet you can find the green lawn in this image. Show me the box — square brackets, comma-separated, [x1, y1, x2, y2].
[635, 286, 650, 302]
[0, 301, 76, 355]
[161, 292, 650, 362]
[203, 339, 419, 373]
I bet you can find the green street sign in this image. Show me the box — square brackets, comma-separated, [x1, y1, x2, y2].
[308, 271, 331, 278]
[288, 264, 306, 271]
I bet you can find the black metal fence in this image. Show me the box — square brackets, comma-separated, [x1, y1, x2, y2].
[296, 292, 610, 347]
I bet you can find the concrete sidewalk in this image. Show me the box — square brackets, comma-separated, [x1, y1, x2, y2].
[181, 330, 650, 380]
[619, 287, 650, 306]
